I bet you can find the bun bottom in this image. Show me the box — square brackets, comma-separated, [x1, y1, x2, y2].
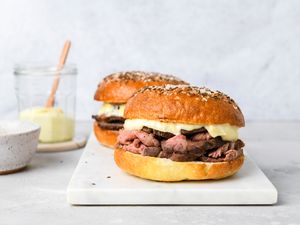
[114, 148, 244, 182]
[94, 122, 118, 148]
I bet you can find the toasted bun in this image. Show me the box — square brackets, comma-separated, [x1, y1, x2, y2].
[94, 71, 188, 103]
[93, 122, 118, 148]
[125, 85, 245, 127]
[114, 148, 244, 181]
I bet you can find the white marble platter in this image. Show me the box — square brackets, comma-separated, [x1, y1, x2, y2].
[67, 134, 277, 205]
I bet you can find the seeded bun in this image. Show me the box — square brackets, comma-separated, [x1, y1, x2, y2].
[114, 148, 244, 181]
[94, 71, 188, 103]
[124, 85, 245, 127]
[93, 122, 118, 148]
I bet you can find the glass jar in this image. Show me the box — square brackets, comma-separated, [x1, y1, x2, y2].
[14, 63, 77, 143]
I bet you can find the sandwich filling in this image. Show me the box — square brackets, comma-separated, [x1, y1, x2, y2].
[124, 119, 238, 141]
[92, 103, 125, 130]
[117, 120, 244, 162]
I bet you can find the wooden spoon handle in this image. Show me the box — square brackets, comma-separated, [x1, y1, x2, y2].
[45, 41, 71, 107]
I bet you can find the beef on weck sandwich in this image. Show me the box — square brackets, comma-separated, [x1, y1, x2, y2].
[92, 71, 188, 148]
[114, 85, 245, 181]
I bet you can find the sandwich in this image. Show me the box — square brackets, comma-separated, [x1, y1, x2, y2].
[92, 71, 188, 148]
[114, 85, 245, 181]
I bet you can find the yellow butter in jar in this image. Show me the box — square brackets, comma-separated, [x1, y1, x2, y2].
[20, 107, 74, 143]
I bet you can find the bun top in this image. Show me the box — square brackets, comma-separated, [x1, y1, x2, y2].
[94, 71, 188, 103]
[124, 85, 245, 127]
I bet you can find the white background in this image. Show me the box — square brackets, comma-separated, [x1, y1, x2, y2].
[0, 0, 299, 121]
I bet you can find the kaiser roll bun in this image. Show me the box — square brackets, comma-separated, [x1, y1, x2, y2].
[94, 122, 118, 148]
[94, 71, 188, 103]
[114, 148, 245, 182]
[124, 85, 245, 127]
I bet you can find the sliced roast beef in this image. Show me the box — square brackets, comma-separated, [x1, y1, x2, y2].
[186, 137, 224, 152]
[159, 135, 226, 160]
[199, 156, 224, 162]
[233, 139, 245, 149]
[141, 127, 174, 139]
[153, 130, 174, 139]
[142, 127, 153, 133]
[158, 150, 172, 158]
[224, 149, 243, 161]
[180, 127, 206, 135]
[191, 132, 211, 141]
[161, 135, 188, 153]
[123, 139, 145, 154]
[170, 152, 198, 162]
[104, 116, 125, 123]
[185, 141, 207, 156]
[92, 115, 125, 123]
[97, 121, 123, 130]
[208, 140, 244, 159]
[117, 130, 137, 145]
[208, 143, 230, 158]
[200, 149, 244, 162]
[135, 131, 160, 147]
[92, 115, 125, 130]
[117, 127, 244, 163]
[92, 115, 100, 121]
[141, 147, 161, 157]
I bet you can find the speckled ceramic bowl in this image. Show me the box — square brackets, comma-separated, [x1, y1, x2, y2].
[0, 121, 40, 174]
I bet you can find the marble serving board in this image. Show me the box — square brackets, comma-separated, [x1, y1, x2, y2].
[67, 134, 277, 205]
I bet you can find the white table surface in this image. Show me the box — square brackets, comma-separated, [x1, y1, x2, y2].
[1, 121, 299, 225]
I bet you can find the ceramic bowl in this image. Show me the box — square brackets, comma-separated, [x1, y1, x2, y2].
[0, 121, 40, 174]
